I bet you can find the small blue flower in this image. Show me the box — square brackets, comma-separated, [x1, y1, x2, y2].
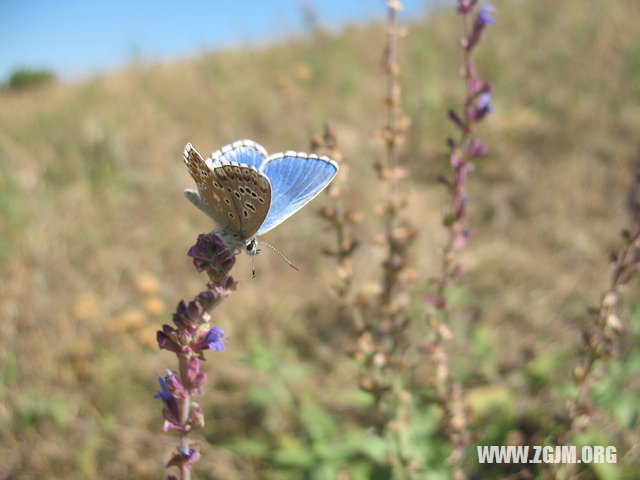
[476, 5, 495, 27]
[179, 446, 196, 459]
[204, 327, 226, 352]
[475, 92, 492, 114]
[167, 444, 201, 468]
[153, 375, 171, 400]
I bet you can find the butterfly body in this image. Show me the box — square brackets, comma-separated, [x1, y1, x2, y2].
[183, 140, 338, 256]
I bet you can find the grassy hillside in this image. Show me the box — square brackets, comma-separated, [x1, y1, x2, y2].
[1, 0, 640, 478]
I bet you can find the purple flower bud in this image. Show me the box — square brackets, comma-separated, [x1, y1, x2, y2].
[223, 276, 236, 290]
[198, 287, 229, 312]
[154, 373, 184, 432]
[172, 300, 200, 330]
[162, 417, 186, 434]
[437, 174, 452, 187]
[468, 138, 489, 158]
[448, 109, 466, 131]
[453, 232, 467, 249]
[479, 81, 493, 95]
[188, 233, 235, 284]
[157, 325, 181, 353]
[453, 163, 469, 187]
[186, 357, 207, 391]
[172, 288, 229, 333]
[165, 369, 186, 398]
[425, 293, 438, 306]
[188, 402, 205, 428]
[195, 290, 216, 310]
[469, 77, 483, 96]
[456, 0, 477, 14]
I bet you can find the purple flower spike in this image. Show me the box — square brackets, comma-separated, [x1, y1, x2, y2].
[157, 231, 236, 477]
[431, 1, 493, 472]
[157, 232, 237, 475]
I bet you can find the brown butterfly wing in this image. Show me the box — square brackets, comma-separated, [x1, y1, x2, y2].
[183, 143, 241, 231]
[212, 162, 271, 239]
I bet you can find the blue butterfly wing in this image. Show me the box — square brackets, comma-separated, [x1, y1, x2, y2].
[208, 139, 267, 169]
[257, 152, 338, 236]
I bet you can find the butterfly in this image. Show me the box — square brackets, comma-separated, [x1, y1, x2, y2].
[183, 139, 339, 265]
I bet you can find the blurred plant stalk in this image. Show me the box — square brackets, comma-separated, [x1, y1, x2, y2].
[313, 123, 360, 318]
[343, 1, 421, 477]
[560, 151, 640, 480]
[155, 233, 235, 480]
[377, 0, 414, 316]
[425, 1, 494, 478]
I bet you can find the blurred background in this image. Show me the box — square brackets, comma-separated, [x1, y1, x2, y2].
[1, 0, 639, 478]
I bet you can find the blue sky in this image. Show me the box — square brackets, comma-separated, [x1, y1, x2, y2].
[0, 0, 431, 82]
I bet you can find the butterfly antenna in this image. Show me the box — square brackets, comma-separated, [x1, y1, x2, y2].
[259, 241, 300, 272]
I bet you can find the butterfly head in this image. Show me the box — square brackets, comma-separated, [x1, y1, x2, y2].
[243, 237, 261, 278]
[244, 237, 260, 258]
[244, 237, 259, 256]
